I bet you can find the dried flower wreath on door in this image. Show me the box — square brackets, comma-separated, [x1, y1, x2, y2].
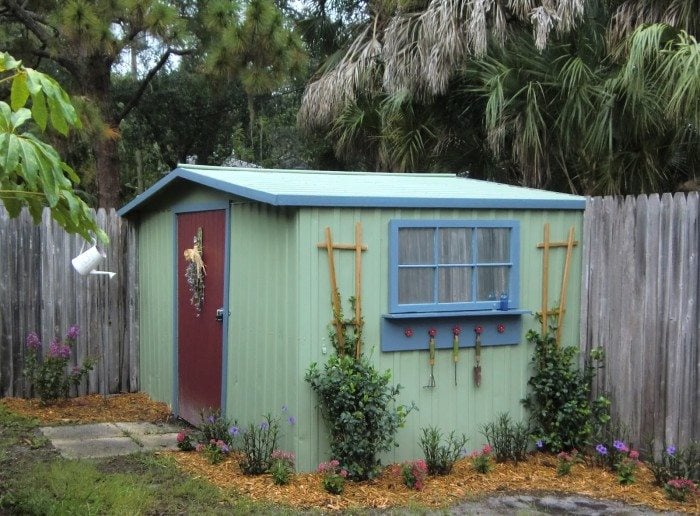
[184, 228, 206, 315]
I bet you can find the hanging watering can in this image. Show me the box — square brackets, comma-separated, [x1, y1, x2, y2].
[71, 245, 105, 275]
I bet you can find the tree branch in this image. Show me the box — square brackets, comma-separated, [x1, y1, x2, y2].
[116, 47, 193, 123]
[32, 49, 83, 85]
[3, 0, 52, 47]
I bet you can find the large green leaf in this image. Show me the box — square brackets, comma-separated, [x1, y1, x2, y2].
[10, 71, 29, 111]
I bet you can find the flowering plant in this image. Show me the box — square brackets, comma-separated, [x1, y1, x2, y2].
[471, 444, 493, 474]
[176, 430, 196, 451]
[400, 459, 428, 490]
[556, 449, 579, 476]
[200, 439, 230, 464]
[22, 326, 94, 404]
[664, 478, 698, 502]
[318, 459, 348, 494]
[269, 449, 296, 485]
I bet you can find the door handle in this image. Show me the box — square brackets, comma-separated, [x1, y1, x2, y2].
[216, 308, 225, 322]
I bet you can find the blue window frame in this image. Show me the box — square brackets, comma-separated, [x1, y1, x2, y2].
[388, 220, 520, 314]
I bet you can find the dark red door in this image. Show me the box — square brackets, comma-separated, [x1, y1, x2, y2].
[177, 210, 226, 424]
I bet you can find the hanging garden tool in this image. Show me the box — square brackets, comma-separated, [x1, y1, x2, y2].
[452, 326, 461, 386]
[473, 325, 483, 387]
[424, 328, 437, 389]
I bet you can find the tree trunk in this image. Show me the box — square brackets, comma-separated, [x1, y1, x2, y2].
[96, 132, 121, 209]
[83, 56, 121, 209]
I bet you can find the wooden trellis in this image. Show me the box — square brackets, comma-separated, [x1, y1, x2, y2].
[317, 222, 367, 358]
[538, 223, 577, 345]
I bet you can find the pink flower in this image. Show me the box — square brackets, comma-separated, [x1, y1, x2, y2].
[629, 450, 639, 460]
[176, 432, 186, 443]
[195, 443, 204, 452]
[452, 326, 461, 336]
[339, 469, 348, 478]
[25, 332, 41, 351]
[474, 325, 483, 335]
[428, 328, 437, 337]
[482, 444, 492, 454]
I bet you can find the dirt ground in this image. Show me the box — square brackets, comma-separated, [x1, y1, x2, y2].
[2, 394, 698, 514]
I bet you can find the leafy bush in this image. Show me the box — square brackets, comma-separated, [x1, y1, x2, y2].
[419, 426, 468, 475]
[664, 478, 698, 502]
[176, 430, 196, 451]
[556, 450, 579, 476]
[471, 445, 493, 474]
[306, 354, 411, 480]
[480, 412, 530, 463]
[239, 415, 280, 475]
[23, 326, 94, 404]
[521, 329, 610, 452]
[199, 439, 230, 464]
[646, 441, 700, 485]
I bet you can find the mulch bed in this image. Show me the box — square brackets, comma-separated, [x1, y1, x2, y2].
[2, 393, 697, 513]
[0, 393, 171, 424]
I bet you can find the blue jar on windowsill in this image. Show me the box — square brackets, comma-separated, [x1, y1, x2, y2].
[499, 293, 509, 311]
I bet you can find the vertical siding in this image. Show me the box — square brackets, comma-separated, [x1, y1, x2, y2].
[137, 209, 175, 406]
[295, 207, 583, 470]
[225, 202, 300, 455]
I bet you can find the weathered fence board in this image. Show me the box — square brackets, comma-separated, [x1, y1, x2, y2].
[0, 206, 139, 397]
[581, 193, 699, 452]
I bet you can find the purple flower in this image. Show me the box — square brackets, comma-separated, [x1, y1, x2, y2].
[228, 425, 239, 437]
[666, 445, 676, 456]
[66, 325, 80, 341]
[48, 339, 70, 358]
[613, 440, 627, 452]
[25, 332, 41, 351]
[535, 439, 544, 449]
[207, 415, 215, 424]
[281, 404, 288, 412]
[259, 420, 269, 431]
[596, 444, 608, 455]
[288, 416, 296, 426]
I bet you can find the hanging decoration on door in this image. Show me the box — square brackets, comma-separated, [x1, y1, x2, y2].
[184, 227, 206, 315]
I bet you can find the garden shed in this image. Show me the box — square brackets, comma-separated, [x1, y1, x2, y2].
[118, 165, 585, 472]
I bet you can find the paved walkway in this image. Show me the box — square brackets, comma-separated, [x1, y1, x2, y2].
[39, 421, 181, 459]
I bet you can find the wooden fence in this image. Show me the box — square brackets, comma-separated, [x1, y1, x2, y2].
[581, 193, 699, 452]
[0, 206, 139, 397]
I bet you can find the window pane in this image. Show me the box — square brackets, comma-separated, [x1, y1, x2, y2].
[399, 228, 434, 264]
[477, 228, 510, 263]
[439, 228, 472, 264]
[398, 267, 434, 304]
[438, 267, 471, 303]
[476, 266, 509, 301]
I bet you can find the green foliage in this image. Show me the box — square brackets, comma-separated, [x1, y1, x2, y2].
[480, 412, 530, 463]
[419, 426, 468, 475]
[239, 415, 280, 475]
[22, 328, 94, 405]
[306, 354, 410, 480]
[471, 445, 493, 474]
[318, 460, 347, 494]
[0, 52, 106, 241]
[522, 329, 610, 453]
[556, 450, 580, 476]
[646, 441, 700, 485]
[269, 450, 295, 485]
[664, 478, 698, 503]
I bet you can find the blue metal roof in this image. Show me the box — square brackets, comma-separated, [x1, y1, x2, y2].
[117, 165, 586, 216]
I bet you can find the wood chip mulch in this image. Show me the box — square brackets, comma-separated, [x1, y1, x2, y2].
[171, 451, 699, 513]
[0, 393, 171, 424]
[2, 393, 697, 513]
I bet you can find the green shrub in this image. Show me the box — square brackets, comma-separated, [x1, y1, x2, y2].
[521, 329, 610, 452]
[199, 409, 236, 446]
[306, 354, 411, 480]
[480, 412, 530, 463]
[419, 426, 468, 475]
[646, 441, 700, 485]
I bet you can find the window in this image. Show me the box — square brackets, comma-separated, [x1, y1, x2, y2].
[389, 220, 519, 313]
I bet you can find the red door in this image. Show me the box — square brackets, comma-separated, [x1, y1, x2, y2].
[177, 210, 226, 424]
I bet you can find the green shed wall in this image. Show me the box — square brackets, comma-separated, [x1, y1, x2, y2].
[294, 207, 583, 471]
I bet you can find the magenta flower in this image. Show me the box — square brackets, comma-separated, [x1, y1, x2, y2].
[474, 325, 483, 335]
[452, 326, 461, 336]
[428, 328, 437, 337]
[25, 332, 41, 351]
[629, 450, 640, 460]
[66, 325, 80, 341]
[176, 431, 187, 443]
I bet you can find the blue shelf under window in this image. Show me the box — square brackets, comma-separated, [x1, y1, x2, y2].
[380, 309, 531, 352]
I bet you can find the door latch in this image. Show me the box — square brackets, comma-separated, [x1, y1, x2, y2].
[216, 308, 225, 322]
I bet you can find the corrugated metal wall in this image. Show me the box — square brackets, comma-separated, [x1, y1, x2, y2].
[294, 207, 583, 471]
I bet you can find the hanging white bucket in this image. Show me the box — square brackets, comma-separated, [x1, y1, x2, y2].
[71, 245, 105, 275]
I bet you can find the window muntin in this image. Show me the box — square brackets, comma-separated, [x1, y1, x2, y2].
[389, 220, 519, 313]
